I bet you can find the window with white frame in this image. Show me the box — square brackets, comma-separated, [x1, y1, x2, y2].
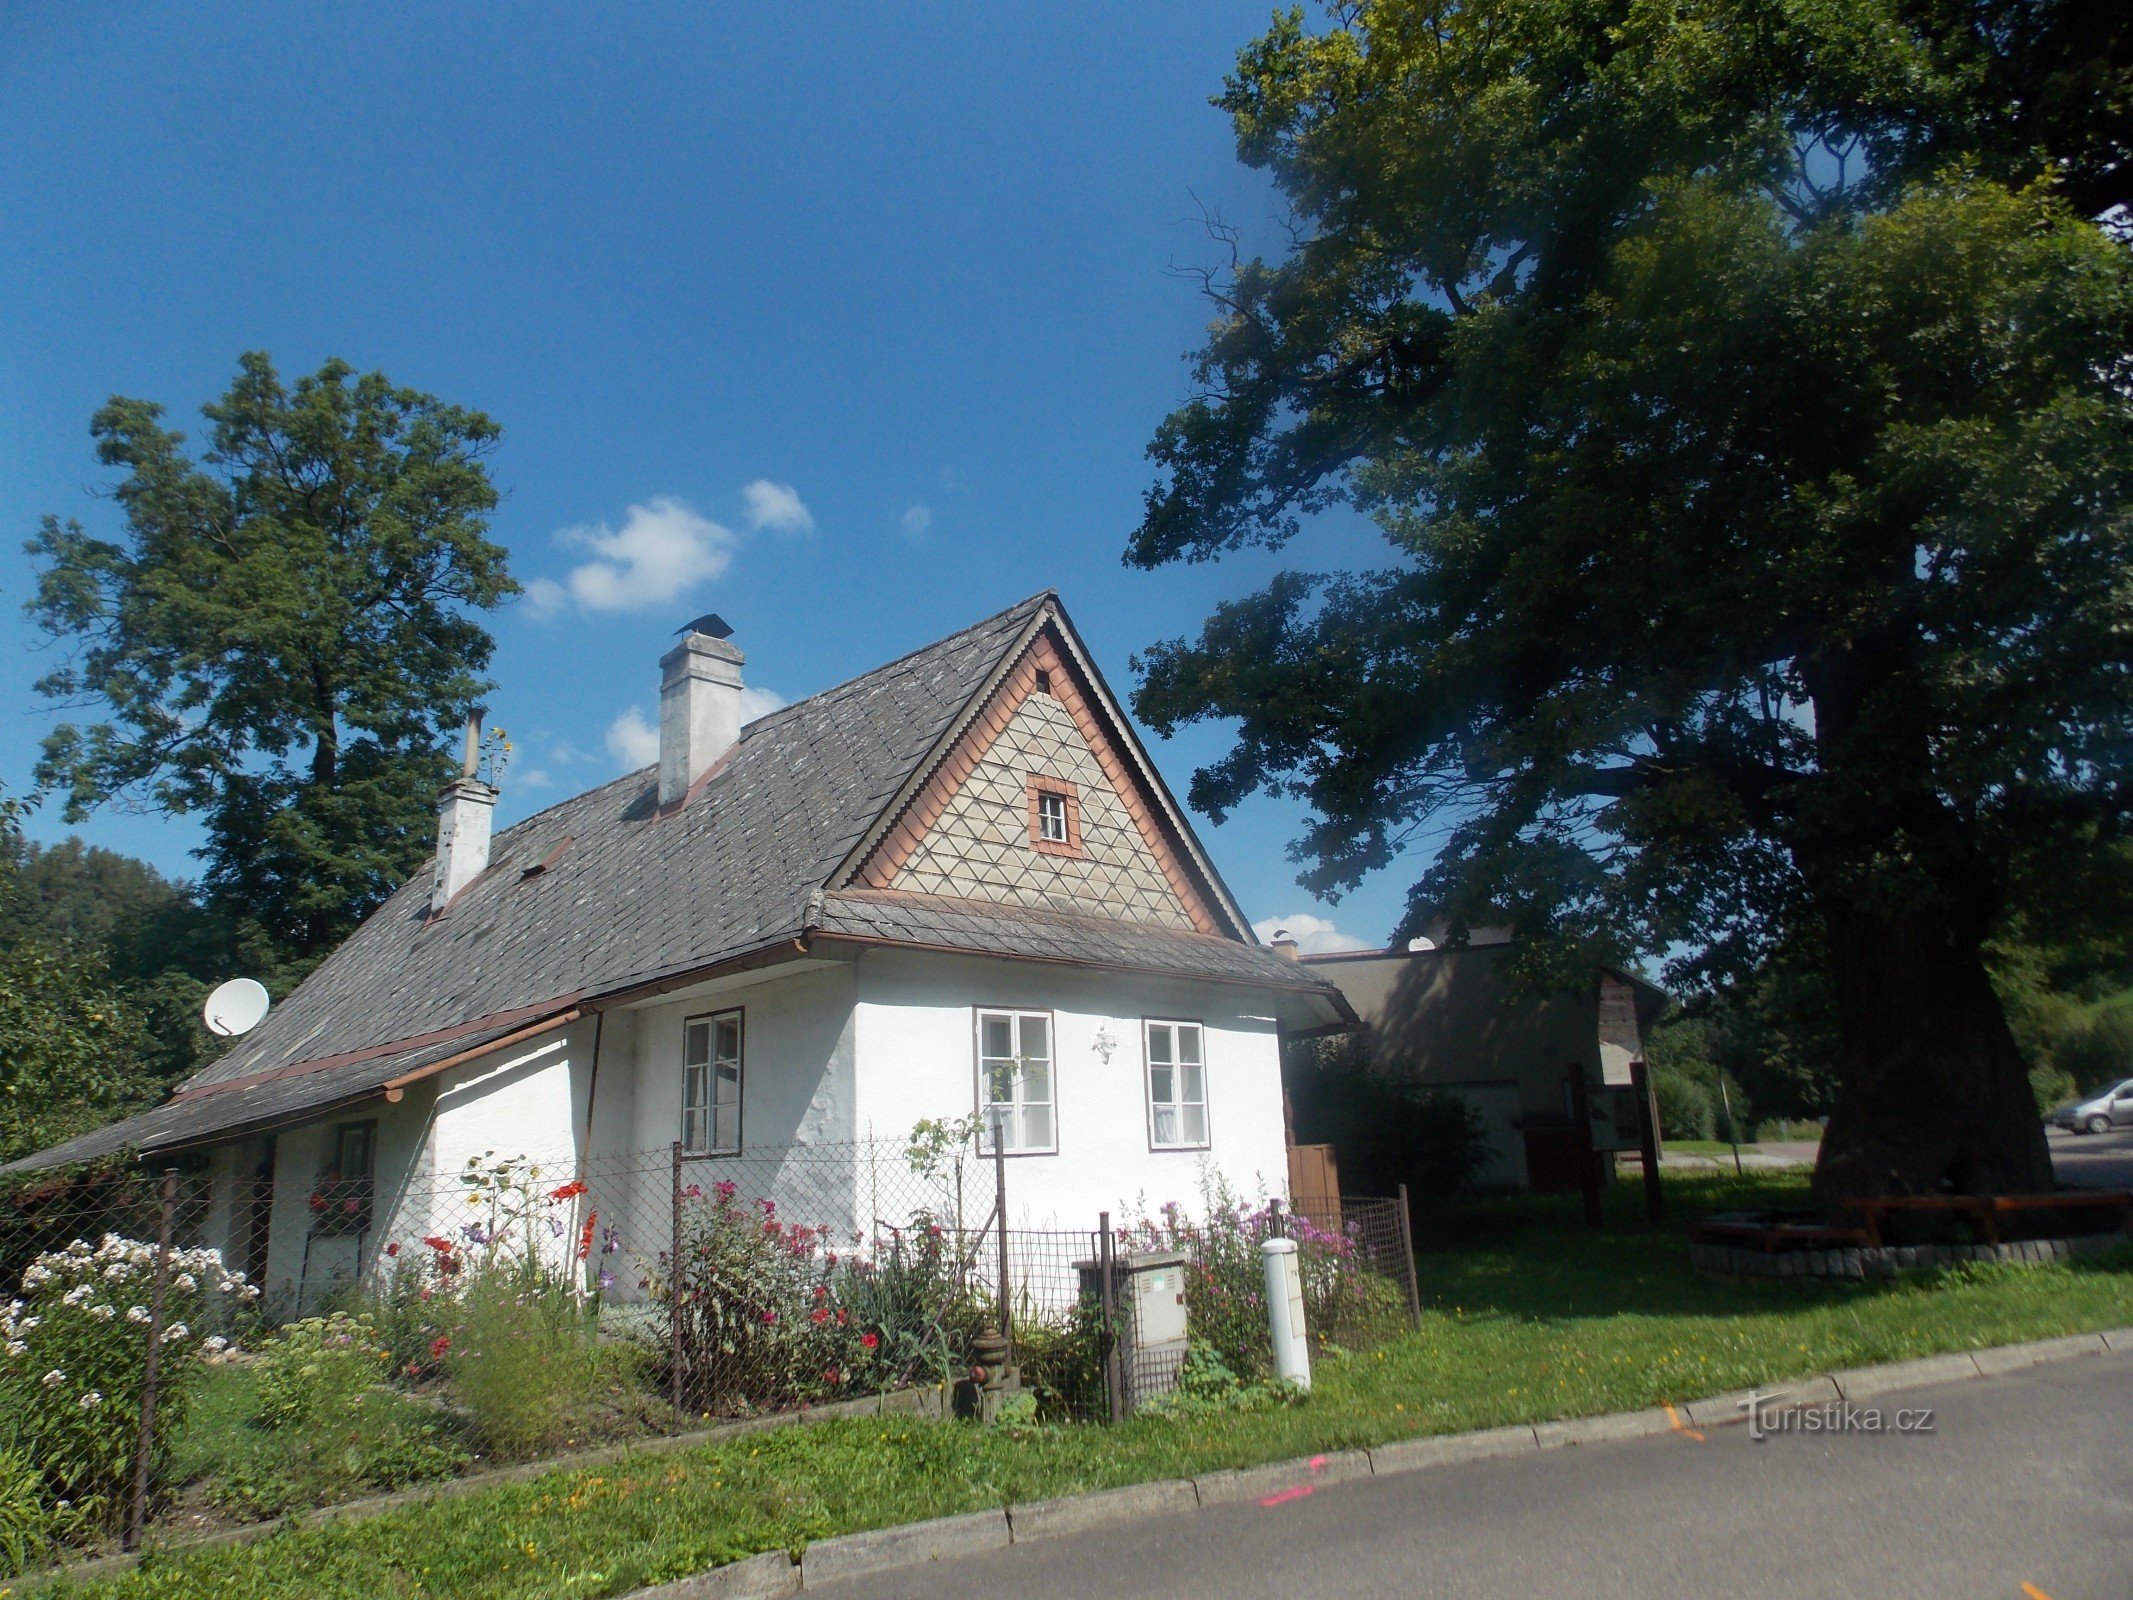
[682, 1009, 743, 1154]
[1145, 1020, 1208, 1149]
[1036, 790, 1069, 843]
[975, 1008, 1055, 1154]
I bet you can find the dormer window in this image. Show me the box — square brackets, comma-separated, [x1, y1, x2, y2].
[1027, 776, 1081, 856]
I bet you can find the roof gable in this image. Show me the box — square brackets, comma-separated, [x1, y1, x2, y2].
[845, 620, 1230, 935]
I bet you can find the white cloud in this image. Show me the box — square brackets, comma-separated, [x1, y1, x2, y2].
[518, 768, 553, 790]
[605, 689, 787, 772]
[900, 504, 932, 537]
[742, 480, 815, 535]
[739, 686, 786, 724]
[1252, 913, 1374, 955]
[606, 707, 660, 769]
[540, 497, 737, 616]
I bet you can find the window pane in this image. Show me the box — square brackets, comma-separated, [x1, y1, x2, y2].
[1150, 1063, 1174, 1105]
[715, 1015, 741, 1064]
[1178, 1026, 1202, 1066]
[981, 1013, 1013, 1059]
[1018, 1014, 1049, 1062]
[1021, 1104, 1052, 1150]
[1182, 1104, 1208, 1145]
[684, 1020, 710, 1067]
[1152, 1104, 1178, 1145]
[714, 1103, 738, 1152]
[1181, 1061, 1205, 1106]
[715, 1060, 740, 1105]
[1147, 1025, 1173, 1066]
[1021, 1059, 1051, 1107]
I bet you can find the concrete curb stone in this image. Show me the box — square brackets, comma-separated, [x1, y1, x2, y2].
[631, 1550, 801, 1600]
[798, 1509, 1009, 1588]
[1533, 1408, 1675, 1449]
[1009, 1479, 1198, 1543]
[1683, 1374, 1841, 1431]
[1191, 1448, 1373, 1507]
[1970, 1332, 2108, 1374]
[1366, 1424, 1538, 1477]
[2099, 1326, 2133, 1352]
[1831, 1351, 1981, 1401]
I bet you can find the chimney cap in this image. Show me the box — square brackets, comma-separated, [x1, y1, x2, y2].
[676, 612, 734, 640]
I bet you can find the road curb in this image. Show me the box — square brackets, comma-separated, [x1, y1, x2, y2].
[1009, 1478, 1198, 1543]
[631, 1549, 801, 1600]
[798, 1508, 1009, 1588]
[1192, 1448, 1374, 1507]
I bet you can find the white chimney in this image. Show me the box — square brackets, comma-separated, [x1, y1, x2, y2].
[431, 710, 498, 914]
[659, 614, 744, 806]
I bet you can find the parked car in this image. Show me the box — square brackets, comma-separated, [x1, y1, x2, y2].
[2051, 1079, 2133, 1135]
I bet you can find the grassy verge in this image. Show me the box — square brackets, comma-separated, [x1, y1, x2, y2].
[22, 1171, 2131, 1600]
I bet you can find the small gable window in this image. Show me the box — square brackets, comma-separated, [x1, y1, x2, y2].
[1145, 1021, 1209, 1150]
[976, 1008, 1056, 1155]
[682, 1009, 743, 1155]
[1027, 776, 1081, 857]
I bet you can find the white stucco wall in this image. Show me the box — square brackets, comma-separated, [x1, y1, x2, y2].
[850, 947, 1290, 1232]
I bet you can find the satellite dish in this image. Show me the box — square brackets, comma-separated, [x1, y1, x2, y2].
[203, 978, 270, 1038]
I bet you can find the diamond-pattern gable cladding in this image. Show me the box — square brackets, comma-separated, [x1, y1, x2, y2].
[890, 690, 1195, 928]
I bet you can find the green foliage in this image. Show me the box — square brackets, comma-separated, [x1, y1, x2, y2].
[1136, 1341, 1300, 1419]
[1753, 1119, 1825, 1143]
[1649, 1067, 1716, 1143]
[0, 1235, 254, 1530]
[0, 940, 160, 1165]
[1283, 1035, 1490, 1198]
[26, 351, 517, 973]
[2029, 1064, 2080, 1118]
[0, 1444, 72, 1579]
[1128, 0, 2133, 1197]
[253, 1313, 390, 1431]
[446, 1269, 619, 1461]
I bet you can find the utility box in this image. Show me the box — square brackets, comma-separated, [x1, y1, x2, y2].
[1078, 1247, 1191, 1413]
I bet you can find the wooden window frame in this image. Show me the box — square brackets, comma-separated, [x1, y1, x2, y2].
[1027, 775, 1083, 858]
[1143, 1018, 1211, 1152]
[973, 1006, 1060, 1156]
[681, 1007, 745, 1156]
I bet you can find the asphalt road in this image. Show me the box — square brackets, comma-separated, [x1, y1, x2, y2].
[809, 1352, 2133, 1600]
[2050, 1125, 2133, 1192]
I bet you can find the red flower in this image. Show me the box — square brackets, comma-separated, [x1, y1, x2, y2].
[761, 1310, 778, 1325]
[822, 1368, 841, 1385]
[577, 1210, 598, 1262]
[308, 1195, 325, 1211]
[430, 1335, 452, 1360]
[836, 1308, 849, 1325]
[423, 1236, 454, 1253]
[549, 1180, 588, 1202]
[811, 1307, 830, 1325]
[385, 1241, 401, 1257]
[860, 1332, 879, 1350]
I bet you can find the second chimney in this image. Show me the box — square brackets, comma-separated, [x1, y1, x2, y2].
[432, 708, 497, 914]
[659, 616, 744, 805]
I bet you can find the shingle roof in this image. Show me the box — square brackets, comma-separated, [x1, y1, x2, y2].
[3, 592, 1343, 1174]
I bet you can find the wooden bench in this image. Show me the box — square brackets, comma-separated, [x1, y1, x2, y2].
[1844, 1191, 2133, 1248]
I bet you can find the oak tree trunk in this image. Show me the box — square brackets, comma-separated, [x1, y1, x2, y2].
[1811, 894, 2053, 1209]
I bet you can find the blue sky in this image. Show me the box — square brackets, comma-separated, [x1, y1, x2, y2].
[0, 1, 1403, 954]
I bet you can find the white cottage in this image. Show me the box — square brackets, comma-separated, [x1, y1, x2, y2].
[5, 593, 1351, 1307]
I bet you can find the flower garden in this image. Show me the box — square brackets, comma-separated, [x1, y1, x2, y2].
[0, 1143, 1414, 1579]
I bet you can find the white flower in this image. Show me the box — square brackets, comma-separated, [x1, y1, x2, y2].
[126, 1305, 151, 1324]
[18, 1317, 39, 1333]
[103, 1262, 135, 1283]
[21, 1265, 50, 1290]
[62, 1285, 93, 1307]
[42, 1369, 66, 1388]
[162, 1322, 190, 1343]
[88, 1304, 115, 1322]
[4, 1342, 25, 1358]
[78, 1390, 103, 1409]
[202, 1335, 229, 1354]
[172, 1272, 197, 1293]
[66, 1240, 92, 1258]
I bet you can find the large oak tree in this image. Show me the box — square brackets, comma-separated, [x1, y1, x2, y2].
[28, 353, 516, 979]
[1129, 0, 2133, 1203]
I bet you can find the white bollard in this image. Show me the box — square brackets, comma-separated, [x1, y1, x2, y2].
[1260, 1236, 1311, 1391]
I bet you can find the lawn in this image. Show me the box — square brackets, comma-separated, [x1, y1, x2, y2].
[22, 1170, 2131, 1600]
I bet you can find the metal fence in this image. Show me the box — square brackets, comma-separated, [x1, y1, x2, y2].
[0, 1139, 1420, 1556]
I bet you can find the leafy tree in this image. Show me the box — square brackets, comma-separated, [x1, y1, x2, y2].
[27, 353, 516, 977]
[1129, 1, 2133, 1201]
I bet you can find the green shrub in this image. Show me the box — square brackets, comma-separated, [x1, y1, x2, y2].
[0, 1235, 256, 1530]
[0, 1445, 66, 1578]
[2055, 1007, 2133, 1093]
[2030, 1064, 2080, 1117]
[1136, 1341, 1300, 1419]
[254, 1313, 390, 1430]
[446, 1270, 614, 1459]
[1650, 1067, 1716, 1142]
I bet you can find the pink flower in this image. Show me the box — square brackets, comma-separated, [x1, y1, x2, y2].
[761, 1310, 778, 1325]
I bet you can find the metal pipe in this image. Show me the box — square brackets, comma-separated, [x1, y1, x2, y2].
[126, 1169, 178, 1550]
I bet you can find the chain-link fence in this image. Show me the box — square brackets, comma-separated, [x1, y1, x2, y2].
[0, 1140, 1421, 1564]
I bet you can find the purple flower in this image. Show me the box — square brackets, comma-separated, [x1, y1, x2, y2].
[597, 1268, 616, 1290]
[601, 1226, 621, 1255]
[462, 1223, 490, 1245]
